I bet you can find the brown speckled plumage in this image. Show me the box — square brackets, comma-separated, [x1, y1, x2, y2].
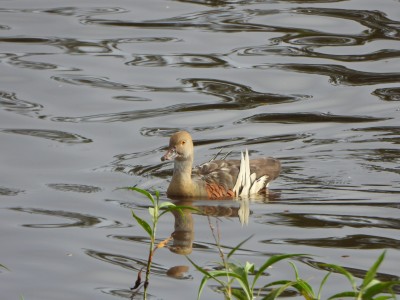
[161, 131, 281, 199]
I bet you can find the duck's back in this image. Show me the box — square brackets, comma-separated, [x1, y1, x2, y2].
[192, 157, 281, 198]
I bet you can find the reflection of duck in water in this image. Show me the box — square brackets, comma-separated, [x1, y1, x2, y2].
[161, 131, 281, 199]
[169, 201, 243, 255]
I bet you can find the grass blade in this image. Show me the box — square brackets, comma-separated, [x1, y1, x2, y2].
[227, 235, 253, 259]
[323, 263, 357, 291]
[317, 271, 332, 299]
[253, 254, 306, 288]
[262, 281, 297, 300]
[362, 250, 386, 290]
[363, 280, 400, 298]
[328, 291, 358, 299]
[0, 263, 10, 271]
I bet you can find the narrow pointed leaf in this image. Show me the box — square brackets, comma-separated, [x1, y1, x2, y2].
[262, 281, 297, 300]
[322, 263, 357, 291]
[159, 201, 175, 209]
[0, 263, 10, 271]
[317, 271, 332, 299]
[363, 280, 400, 298]
[362, 250, 386, 290]
[230, 288, 248, 300]
[288, 262, 315, 298]
[186, 257, 226, 286]
[131, 210, 152, 237]
[227, 235, 253, 259]
[148, 207, 156, 222]
[327, 291, 357, 299]
[254, 254, 306, 287]
[373, 296, 396, 300]
[127, 187, 155, 206]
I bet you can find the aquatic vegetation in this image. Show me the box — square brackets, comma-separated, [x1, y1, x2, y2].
[126, 187, 198, 299]
[0, 263, 9, 271]
[129, 188, 399, 300]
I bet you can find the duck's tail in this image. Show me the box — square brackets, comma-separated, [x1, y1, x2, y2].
[233, 149, 269, 197]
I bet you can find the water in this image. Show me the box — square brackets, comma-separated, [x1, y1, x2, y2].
[0, 0, 399, 299]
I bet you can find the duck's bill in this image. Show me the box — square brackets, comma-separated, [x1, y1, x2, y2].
[161, 148, 177, 161]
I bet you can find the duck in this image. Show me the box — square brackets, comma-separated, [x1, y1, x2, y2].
[161, 131, 281, 199]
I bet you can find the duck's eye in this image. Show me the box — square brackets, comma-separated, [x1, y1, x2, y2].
[181, 140, 186, 145]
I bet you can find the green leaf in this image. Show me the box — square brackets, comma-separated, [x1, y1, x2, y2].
[317, 271, 332, 299]
[322, 263, 357, 291]
[211, 270, 253, 299]
[327, 291, 357, 299]
[230, 287, 248, 300]
[186, 256, 227, 300]
[131, 209, 152, 237]
[373, 296, 396, 300]
[148, 207, 157, 223]
[126, 187, 155, 206]
[288, 262, 315, 298]
[363, 280, 400, 298]
[0, 263, 10, 271]
[227, 262, 253, 298]
[362, 250, 386, 290]
[159, 201, 175, 209]
[264, 280, 293, 288]
[253, 254, 306, 289]
[262, 281, 297, 300]
[227, 235, 253, 259]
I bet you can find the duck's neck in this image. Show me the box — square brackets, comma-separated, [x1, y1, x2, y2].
[168, 157, 195, 196]
[172, 157, 193, 183]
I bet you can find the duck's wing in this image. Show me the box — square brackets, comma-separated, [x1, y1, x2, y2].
[193, 155, 281, 198]
[192, 160, 240, 190]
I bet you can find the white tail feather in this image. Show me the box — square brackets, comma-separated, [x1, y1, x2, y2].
[232, 151, 245, 195]
[234, 149, 269, 197]
[239, 150, 252, 197]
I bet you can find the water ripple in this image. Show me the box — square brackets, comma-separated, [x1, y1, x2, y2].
[2, 129, 92, 144]
[51, 78, 307, 122]
[10, 207, 125, 228]
[84, 9, 276, 32]
[0, 91, 43, 117]
[266, 234, 400, 250]
[237, 44, 400, 63]
[47, 183, 101, 193]
[183, 78, 310, 105]
[3, 53, 78, 70]
[236, 112, 389, 124]
[373, 87, 400, 102]
[0, 36, 180, 56]
[126, 54, 229, 68]
[267, 212, 400, 229]
[85, 249, 167, 274]
[0, 6, 126, 16]
[293, 7, 400, 41]
[271, 64, 400, 86]
[51, 74, 144, 91]
[0, 186, 25, 196]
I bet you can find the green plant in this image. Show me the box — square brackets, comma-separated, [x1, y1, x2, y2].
[0, 263, 9, 271]
[326, 251, 399, 300]
[127, 188, 399, 300]
[264, 260, 332, 300]
[126, 187, 198, 299]
[187, 223, 399, 300]
[187, 217, 306, 300]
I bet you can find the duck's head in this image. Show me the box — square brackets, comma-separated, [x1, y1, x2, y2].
[161, 131, 194, 162]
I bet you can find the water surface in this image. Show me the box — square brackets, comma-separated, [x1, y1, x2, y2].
[0, 0, 399, 299]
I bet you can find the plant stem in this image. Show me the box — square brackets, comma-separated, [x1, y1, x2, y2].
[144, 215, 157, 299]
